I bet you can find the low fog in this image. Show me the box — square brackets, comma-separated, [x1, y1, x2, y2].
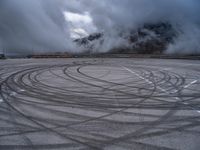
[0, 0, 200, 55]
[0, 0, 75, 55]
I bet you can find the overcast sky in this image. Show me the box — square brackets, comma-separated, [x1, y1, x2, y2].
[0, 0, 200, 55]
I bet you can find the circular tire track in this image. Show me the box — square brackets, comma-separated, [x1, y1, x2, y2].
[0, 59, 200, 150]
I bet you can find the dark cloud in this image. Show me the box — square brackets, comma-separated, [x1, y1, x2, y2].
[0, 0, 200, 55]
[79, 0, 200, 54]
[0, 0, 75, 55]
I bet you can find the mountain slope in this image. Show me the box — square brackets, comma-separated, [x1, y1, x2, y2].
[74, 22, 176, 54]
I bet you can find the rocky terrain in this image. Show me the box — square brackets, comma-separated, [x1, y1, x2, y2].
[74, 22, 177, 54]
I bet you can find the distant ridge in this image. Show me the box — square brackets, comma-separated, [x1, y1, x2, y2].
[74, 22, 176, 54]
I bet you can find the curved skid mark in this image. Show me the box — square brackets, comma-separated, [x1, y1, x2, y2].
[0, 59, 200, 150]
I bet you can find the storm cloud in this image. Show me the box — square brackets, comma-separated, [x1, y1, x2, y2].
[79, 0, 200, 54]
[0, 0, 75, 55]
[0, 0, 200, 55]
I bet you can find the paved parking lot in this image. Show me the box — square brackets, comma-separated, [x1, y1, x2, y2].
[0, 58, 200, 150]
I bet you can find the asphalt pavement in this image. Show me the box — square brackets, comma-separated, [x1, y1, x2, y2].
[0, 58, 200, 150]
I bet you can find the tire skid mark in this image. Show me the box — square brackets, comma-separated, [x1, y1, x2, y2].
[0, 59, 200, 149]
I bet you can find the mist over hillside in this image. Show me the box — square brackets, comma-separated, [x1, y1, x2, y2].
[74, 23, 177, 54]
[0, 0, 200, 56]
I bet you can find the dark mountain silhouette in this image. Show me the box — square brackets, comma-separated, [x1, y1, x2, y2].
[74, 22, 176, 54]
